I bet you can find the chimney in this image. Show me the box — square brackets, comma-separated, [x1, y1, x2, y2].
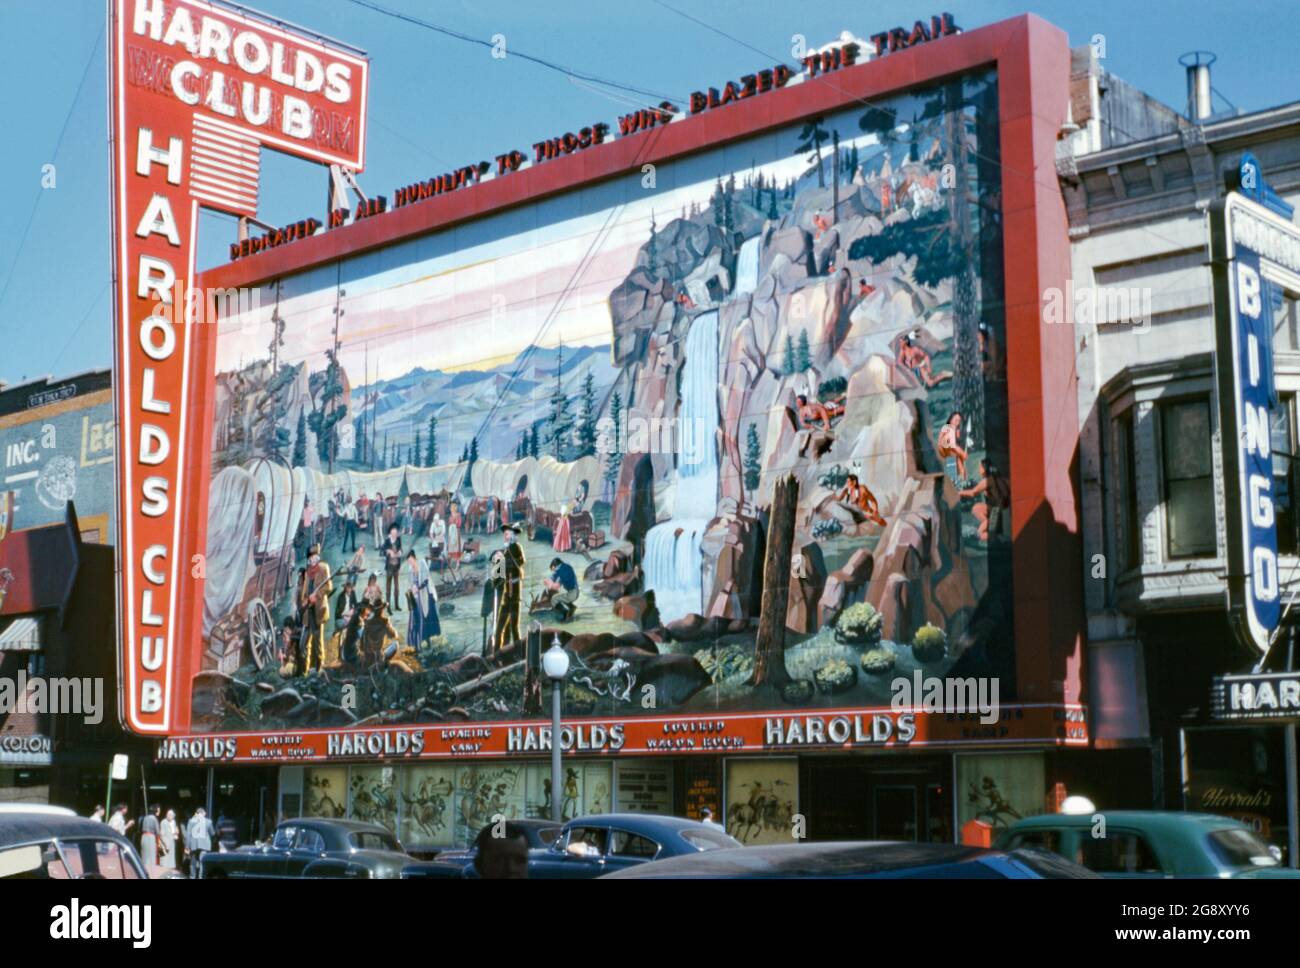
[1179, 51, 1216, 121]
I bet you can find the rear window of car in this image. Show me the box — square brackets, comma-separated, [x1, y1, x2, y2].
[609, 831, 660, 859]
[1206, 828, 1279, 869]
[680, 828, 741, 851]
[1077, 831, 1162, 874]
[1004, 830, 1062, 854]
[349, 832, 400, 852]
[535, 826, 562, 848]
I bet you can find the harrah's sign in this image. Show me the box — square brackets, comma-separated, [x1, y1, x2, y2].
[108, 0, 368, 733]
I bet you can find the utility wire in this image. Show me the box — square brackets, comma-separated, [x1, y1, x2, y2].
[341, 0, 682, 104]
[0, 24, 105, 322]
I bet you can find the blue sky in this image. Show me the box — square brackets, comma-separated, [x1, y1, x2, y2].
[0, 0, 1294, 387]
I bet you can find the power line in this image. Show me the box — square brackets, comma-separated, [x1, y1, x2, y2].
[341, 0, 682, 104]
[0, 23, 104, 319]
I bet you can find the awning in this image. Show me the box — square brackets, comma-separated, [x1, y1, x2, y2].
[0, 616, 42, 652]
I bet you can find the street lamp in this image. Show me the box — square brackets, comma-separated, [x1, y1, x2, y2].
[542, 635, 570, 822]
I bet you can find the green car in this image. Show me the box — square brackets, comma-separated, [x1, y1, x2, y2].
[994, 811, 1300, 878]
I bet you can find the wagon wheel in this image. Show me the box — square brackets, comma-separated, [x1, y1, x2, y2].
[247, 598, 278, 669]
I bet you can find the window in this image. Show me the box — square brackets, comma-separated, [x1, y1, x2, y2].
[1118, 410, 1140, 569]
[1160, 398, 1214, 557]
[272, 826, 297, 850]
[294, 829, 325, 853]
[565, 826, 608, 856]
[1005, 829, 1062, 854]
[1077, 831, 1162, 874]
[1206, 828, 1278, 869]
[609, 830, 659, 859]
[11, 840, 142, 879]
[680, 828, 741, 851]
[1271, 396, 1296, 556]
[349, 831, 399, 852]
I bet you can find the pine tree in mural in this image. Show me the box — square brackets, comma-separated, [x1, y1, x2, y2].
[796, 330, 812, 373]
[425, 415, 438, 466]
[547, 344, 574, 461]
[576, 372, 598, 458]
[647, 211, 658, 277]
[412, 429, 422, 467]
[468, 436, 479, 476]
[711, 179, 725, 229]
[783, 334, 796, 375]
[795, 116, 830, 187]
[292, 409, 307, 466]
[529, 422, 541, 459]
[604, 390, 623, 502]
[307, 350, 348, 471]
[743, 423, 762, 499]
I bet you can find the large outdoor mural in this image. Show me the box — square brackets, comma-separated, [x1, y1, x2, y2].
[194, 70, 1012, 736]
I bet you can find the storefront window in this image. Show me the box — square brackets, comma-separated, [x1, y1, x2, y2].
[1117, 410, 1141, 570]
[524, 762, 612, 821]
[454, 765, 525, 846]
[615, 760, 673, 815]
[302, 768, 347, 818]
[399, 765, 456, 849]
[955, 752, 1046, 838]
[724, 759, 798, 846]
[1160, 398, 1214, 558]
[348, 766, 398, 832]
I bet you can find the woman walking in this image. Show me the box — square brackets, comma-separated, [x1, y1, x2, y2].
[159, 809, 179, 870]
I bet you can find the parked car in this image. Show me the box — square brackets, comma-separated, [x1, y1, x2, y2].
[532, 814, 740, 878]
[0, 812, 149, 879]
[994, 811, 1300, 878]
[603, 841, 1099, 879]
[200, 818, 415, 879]
[404, 814, 740, 879]
[400, 819, 563, 879]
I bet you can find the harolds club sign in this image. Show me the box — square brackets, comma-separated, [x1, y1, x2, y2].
[108, 0, 368, 733]
[153, 704, 1089, 764]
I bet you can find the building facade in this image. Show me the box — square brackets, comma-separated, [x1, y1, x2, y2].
[1061, 49, 1300, 846]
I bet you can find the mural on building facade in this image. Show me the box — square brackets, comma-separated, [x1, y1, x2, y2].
[194, 70, 1011, 734]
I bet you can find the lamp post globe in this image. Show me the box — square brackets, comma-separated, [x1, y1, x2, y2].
[543, 636, 569, 822]
[543, 637, 570, 681]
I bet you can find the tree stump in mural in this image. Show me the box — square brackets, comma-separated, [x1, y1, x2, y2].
[751, 473, 799, 688]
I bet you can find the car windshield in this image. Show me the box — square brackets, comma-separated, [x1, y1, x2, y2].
[680, 828, 742, 851]
[1206, 828, 1279, 868]
[350, 831, 400, 852]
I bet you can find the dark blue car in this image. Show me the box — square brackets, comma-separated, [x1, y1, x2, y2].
[401, 814, 740, 879]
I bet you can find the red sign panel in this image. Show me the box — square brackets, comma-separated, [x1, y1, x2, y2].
[108, 0, 368, 733]
[153, 703, 1089, 764]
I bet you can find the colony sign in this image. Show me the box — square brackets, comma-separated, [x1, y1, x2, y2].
[1210, 182, 1300, 655]
[108, 0, 368, 733]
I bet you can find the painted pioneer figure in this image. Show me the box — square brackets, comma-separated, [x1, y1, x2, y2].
[405, 549, 441, 647]
[543, 556, 580, 621]
[490, 524, 525, 655]
[382, 525, 403, 611]
[795, 392, 845, 432]
[298, 544, 333, 676]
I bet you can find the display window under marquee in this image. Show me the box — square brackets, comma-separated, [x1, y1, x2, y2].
[954, 752, 1046, 836]
[194, 68, 1013, 735]
[725, 758, 799, 846]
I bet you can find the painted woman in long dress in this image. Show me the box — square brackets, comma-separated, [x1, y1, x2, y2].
[552, 503, 573, 553]
[405, 550, 440, 646]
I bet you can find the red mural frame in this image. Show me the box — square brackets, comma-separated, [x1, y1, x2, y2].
[170, 14, 1080, 746]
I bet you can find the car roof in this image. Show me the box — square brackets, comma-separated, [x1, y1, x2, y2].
[606, 841, 991, 877]
[0, 813, 136, 848]
[1007, 811, 1246, 831]
[567, 813, 713, 831]
[0, 804, 77, 816]
[282, 817, 393, 834]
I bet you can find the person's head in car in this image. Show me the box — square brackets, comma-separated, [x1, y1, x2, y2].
[473, 822, 530, 879]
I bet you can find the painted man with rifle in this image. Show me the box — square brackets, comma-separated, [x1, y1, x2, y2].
[299, 544, 333, 676]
